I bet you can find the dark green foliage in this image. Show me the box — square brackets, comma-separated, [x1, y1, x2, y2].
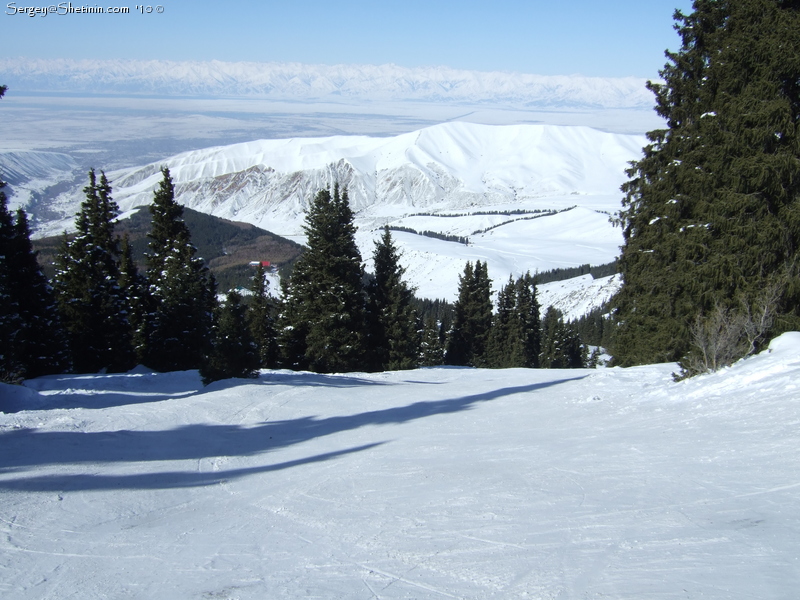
[119, 234, 149, 363]
[445, 260, 493, 367]
[0, 190, 68, 382]
[366, 227, 420, 371]
[143, 167, 216, 372]
[33, 206, 305, 292]
[540, 307, 586, 369]
[247, 264, 278, 368]
[612, 0, 800, 367]
[533, 262, 617, 285]
[278, 186, 368, 373]
[0, 184, 22, 381]
[412, 297, 454, 327]
[419, 315, 445, 366]
[571, 304, 613, 349]
[201, 290, 259, 384]
[53, 170, 134, 373]
[387, 226, 470, 245]
[486, 273, 541, 368]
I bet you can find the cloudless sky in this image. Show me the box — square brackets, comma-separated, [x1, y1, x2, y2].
[2, 0, 695, 78]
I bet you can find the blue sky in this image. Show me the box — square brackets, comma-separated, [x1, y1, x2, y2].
[3, 0, 694, 78]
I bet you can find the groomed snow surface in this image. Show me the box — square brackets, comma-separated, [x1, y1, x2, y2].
[2, 335, 800, 599]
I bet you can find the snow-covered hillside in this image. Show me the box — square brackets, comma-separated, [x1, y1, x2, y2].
[3, 334, 799, 599]
[0, 150, 77, 211]
[1, 58, 654, 109]
[32, 122, 640, 305]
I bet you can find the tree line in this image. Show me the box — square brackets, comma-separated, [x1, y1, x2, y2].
[1, 165, 591, 384]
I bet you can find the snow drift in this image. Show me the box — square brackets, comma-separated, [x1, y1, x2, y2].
[1, 334, 799, 598]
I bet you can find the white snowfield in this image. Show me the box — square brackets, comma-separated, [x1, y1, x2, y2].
[34, 122, 639, 306]
[2, 333, 799, 599]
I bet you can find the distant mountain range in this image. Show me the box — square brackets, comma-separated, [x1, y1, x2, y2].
[11, 121, 642, 306]
[0, 57, 654, 109]
[29, 121, 644, 237]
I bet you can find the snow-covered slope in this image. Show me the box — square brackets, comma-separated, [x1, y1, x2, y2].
[1, 57, 654, 109]
[2, 334, 800, 599]
[34, 122, 640, 305]
[0, 150, 78, 210]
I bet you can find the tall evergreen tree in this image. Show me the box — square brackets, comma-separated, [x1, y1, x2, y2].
[278, 185, 368, 373]
[53, 170, 133, 373]
[419, 315, 446, 366]
[487, 273, 541, 368]
[486, 276, 517, 368]
[367, 226, 420, 371]
[143, 167, 216, 372]
[119, 234, 149, 363]
[445, 260, 493, 366]
[247, 263, 278, 368]
[612, 0, 800, 367]
[486, 273, 541, 368]
[0, 182, 22, 381]
[1, 187, 67, 381]
[540, 307, 585, 369]
[201, 290, 259, 384]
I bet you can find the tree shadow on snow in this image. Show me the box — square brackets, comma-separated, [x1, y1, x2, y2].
[0, 374, 585, 492]
[9, 369, 388, 413]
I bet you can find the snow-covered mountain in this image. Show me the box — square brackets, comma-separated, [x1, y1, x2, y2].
[33, 122, 642, 306]
[3, 334, 800, 598]
[1, 57, 654, 109]
[0, 150, 78, 211]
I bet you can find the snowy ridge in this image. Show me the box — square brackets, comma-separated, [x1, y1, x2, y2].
[42, 122, 644, 236]
[33, 122, 640, 305]
[0, 150, 78, 210]
[1, 334, 799, 598]
[1, 57, 654, 109]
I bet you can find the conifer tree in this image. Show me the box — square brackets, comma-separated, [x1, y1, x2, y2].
[487, 273, 541, 368]
[53, 170, 133, 373]
[144, 167, 216, 372]
[0, 182, 22, 381]
[367, 226, 419, 371]
[486, 276, 517, 368]
[540, 307, 585, 369]
[612, 0, 800, 367]
[119, 234, 149, 362]
[419, 315, 445, 366]
[247, 263, 278, 368]
[201, 290, 259, 384]
[445, 260, 493, 366]
[278, 185, 368, 373]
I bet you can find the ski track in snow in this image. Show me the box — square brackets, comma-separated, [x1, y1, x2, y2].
[2, 335, 800, 598]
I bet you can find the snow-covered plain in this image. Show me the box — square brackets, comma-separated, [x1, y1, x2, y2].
[2, 334, 800, 599]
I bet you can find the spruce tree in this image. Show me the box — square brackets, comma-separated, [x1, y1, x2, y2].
[540, 307, 585, 369]
[247, 263, 278, 368]
[53, 170, 133, 373]
[612, 0, 800, 367]
[486, 276, 517, 368]
[445, 260, 493, 367]
[486, 273, 541, 368]
[0, 182, 23, 381]
[119, 234, 149, 363]
[278, 185, 368, 373]
[419, 315, 445, 366]
[144, 167, 216, 372]
[201, 290, 259, 384]
[367, 226, 420, 371]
